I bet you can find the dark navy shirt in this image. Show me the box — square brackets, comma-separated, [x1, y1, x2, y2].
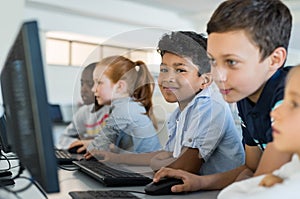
[237, 67, 291, 151]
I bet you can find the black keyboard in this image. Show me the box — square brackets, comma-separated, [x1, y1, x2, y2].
[73, 160, 152, 187]
[69, 190, 141, 199]
[55, 149, 83, 164]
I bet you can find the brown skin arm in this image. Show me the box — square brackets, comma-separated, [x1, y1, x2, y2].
[152, 144, 261, 192]
[153, 165, 247, 192]
[152, 143, 292, 192]
[150, 147, 202, 174]
[167, 147, 202, 173]
[254, 142, 292, 176]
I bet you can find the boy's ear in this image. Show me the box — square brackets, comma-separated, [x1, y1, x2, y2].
[269, 47, 287, 70]
[200, 73, 212, 89]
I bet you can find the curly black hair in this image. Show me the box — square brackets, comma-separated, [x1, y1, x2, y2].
[157, 31, 210, 75]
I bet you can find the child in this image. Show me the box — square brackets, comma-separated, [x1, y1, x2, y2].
[87, 31, 245, 175]
[218, 65, 300, 199]
[153, 0, 293, 193]
[57, 62, 110, 150]
[82, 56, 161, 156]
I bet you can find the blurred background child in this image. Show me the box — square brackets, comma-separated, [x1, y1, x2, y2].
[79, 56, 161, 157]
[57, 62, 110, 150]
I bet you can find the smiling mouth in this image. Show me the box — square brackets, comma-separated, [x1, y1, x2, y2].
[163, 86, 178, 92]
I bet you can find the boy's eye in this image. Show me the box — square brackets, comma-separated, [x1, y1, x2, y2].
[160, 68, 168, 73]
[175, 68, 186, 73]
[226, 59, 237, 66]
[291, 100, 299, 108]
[209, 58, 217, 67]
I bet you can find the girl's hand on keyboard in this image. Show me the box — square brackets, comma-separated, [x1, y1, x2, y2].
[84, 149, 118, 162]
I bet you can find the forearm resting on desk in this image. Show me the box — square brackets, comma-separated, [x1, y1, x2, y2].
[87, 150, 161, 165]
[235, 167, 253, 181]
[153, 164, 248, 192]
[200, 165, 249, 190]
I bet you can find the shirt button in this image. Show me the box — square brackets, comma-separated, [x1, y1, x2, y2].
[188, 138, 192, 142]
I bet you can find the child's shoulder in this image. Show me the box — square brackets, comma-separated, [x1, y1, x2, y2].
[110, 97, 145, 116]
[187, 87, 229, 113]
[262, 66, 292, 95]
[271, 66, 292, 80]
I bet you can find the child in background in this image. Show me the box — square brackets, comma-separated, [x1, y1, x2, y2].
[81, 56, 161, 156]
[153, 0, 293, 193]
[88, 31, 245, 175]
[57, 62, 110, 150]
[218, 65, 300, 199]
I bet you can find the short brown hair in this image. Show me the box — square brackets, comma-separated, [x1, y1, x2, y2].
[207, 0, 292, 62]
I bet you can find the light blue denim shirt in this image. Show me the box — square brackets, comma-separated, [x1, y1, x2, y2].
[88, 97, 162, 153]
[164, 86, 245, 175]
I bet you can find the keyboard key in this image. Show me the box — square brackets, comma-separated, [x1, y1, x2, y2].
[69, 190, 141, 199]
[73, 160, 152, 186]
[55, 149, 83, 164]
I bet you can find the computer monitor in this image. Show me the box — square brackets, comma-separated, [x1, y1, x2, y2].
[0, 108, 11, 153]
[0, 21, 59, 193]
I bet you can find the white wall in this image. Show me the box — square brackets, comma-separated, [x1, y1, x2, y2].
[22, 0, 196, 105]
[0, 1, 25, 72]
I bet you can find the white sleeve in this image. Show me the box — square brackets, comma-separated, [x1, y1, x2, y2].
[217, 175, 265, 199]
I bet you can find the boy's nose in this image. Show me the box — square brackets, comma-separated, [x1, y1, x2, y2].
[166, 71, 176, 82]
[167, 76, 175, 82]
[213, 67, 227, 82]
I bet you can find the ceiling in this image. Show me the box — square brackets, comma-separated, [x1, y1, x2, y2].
[123, 0, 300, 52]
[25, 0, 300, 57]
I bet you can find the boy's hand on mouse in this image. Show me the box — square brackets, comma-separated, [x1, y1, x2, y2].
[153, 167, 203, 193]
[259, 174, 283, 187]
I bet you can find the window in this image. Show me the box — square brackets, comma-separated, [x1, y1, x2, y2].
[46, 38, 69, 65]
[45, 38, 160, 70]
[71, 42, 98, 66]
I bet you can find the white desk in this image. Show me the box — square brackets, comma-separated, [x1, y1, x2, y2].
[0, 123, 220, 199]
[47, 166, 220, 199]
[0, 156, 219, 199]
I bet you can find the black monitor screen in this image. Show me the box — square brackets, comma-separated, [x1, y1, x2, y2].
[0, 108, 11, 153]
[0, 21, 59, 193]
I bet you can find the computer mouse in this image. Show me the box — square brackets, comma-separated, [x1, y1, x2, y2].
[68, 145, 86, 154]
[144, 178, 184, 195]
